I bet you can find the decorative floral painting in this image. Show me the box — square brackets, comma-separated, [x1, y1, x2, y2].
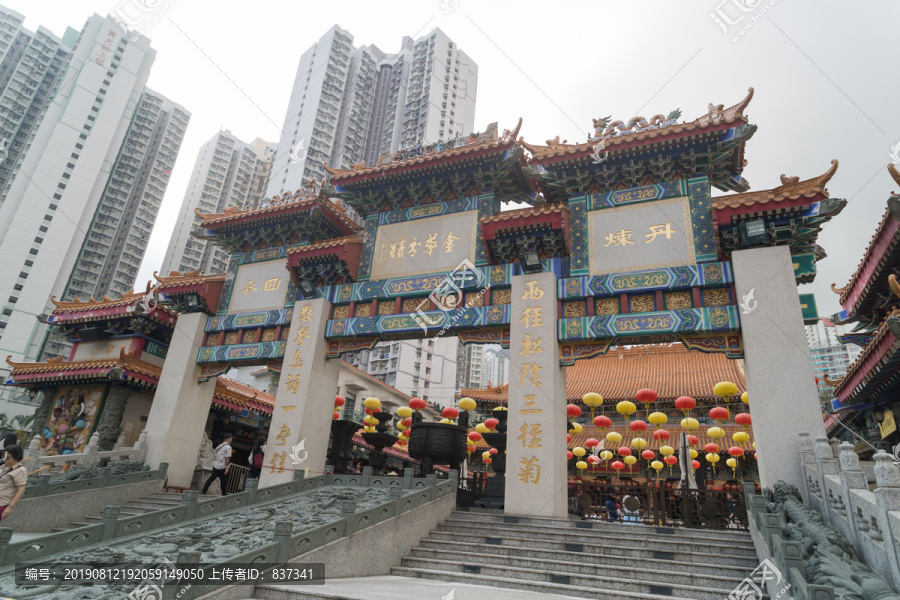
[41, 386, 103, 455]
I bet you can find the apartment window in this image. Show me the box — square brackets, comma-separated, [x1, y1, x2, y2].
[24, 260, 33, 267]
[75, 143, 83, 150]
[62, 173, 70, 179]
[425, 367, 431, 375]
[13, 284, 22, 291]
[18, 272, 27, 279]
[56, 183, 65, 189]
[79, 133, 87, 140]
[52, 193, 61, 200]
[34, 237, 42, 244]
[1, 309, 10, 317]
[49, 204, 57, 210]
[8, 297, 17, 304]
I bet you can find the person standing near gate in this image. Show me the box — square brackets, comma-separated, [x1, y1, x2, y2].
[202, 433, 232, 495]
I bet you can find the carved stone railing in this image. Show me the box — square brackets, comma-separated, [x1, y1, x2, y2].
[24, 430, 148, 473]
[22, 462, 165, 499]
[0, 465, 456, 588]
[742, 434, 900, 599]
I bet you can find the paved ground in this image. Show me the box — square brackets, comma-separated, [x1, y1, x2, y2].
[257, 576, 588, 600]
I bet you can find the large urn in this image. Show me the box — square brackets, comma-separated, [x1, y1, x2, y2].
[408, 417, 467, 476]
[360, 411, 398, 476]
[476, 407, 508, 509]
[327, 419, 363, 474]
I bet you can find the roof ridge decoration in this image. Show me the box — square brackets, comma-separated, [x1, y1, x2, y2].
[6, 347, 163, 379]
[480, 202, 570, 224]
[286, 233, 364, 254]
[49, 280, 156, 310]
[520, 88, 754, 161]
[889, 162, 900, 191]
[153, 269, 227, 285]
[323, 118, 523, 181]
[712, 159, 838, 210]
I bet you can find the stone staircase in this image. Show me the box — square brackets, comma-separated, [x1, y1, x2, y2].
[389, 510, 765, 600]
[50, 491, 211, 532]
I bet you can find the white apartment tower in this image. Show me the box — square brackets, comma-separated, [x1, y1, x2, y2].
[0, 15, 158, 386]
[162, 131, 275, 275]
[266, 26, 477, 198]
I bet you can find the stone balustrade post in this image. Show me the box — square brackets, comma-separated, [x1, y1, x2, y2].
[0, 528, 11, 566]
[777, 539, 805, 590]
[339, 500, 357, 535]
[113, 432, 127, 451]
[814, 436, 838, 527]
[177, 550, 201, 566]
[873, 450, 900, 589]
[100, 506, 120, 540]
[98, 466, 111, 489]
[245, 477, 259, 504]
[829, 438, 843, 462]
[182, 490, 200, 521]
[402, 468, 414, 489]
[360, 466, 372, 487]
[83, 432, 101, 469]
[762, 512, 782, 550]
[389, 486, 402, 516]
[133, 431, 148, 463]
[837, 441, 867, 550]
[273, 522, 294, 564]
[25, 435, 40, 459]
[799, 432, 817, 501]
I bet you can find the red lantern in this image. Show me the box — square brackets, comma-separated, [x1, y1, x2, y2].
[484, 418, 499, 431]
[611, 460, 625, 471]
[467, 431, 482, 442]
[585, 438, 600, 449]
[728, 446, 744, 458]
[587, 455, 600, 464]
[566, 433, 572, 444]
[674, 396, 696, 415]
[641, 449, 655, 461]
[567, 451, 574, 460]
[635, 388, 658, 405]
[332, 411, 340, 420]
[334, 395, 346, 407]
[652, 429, 670, 442]
[409, 397, 426, 411]
[687, 434, 699, 446]
[365, 408, 373, 415]
[617, 447, 631, 457]
[692, 460, 701, 469]
[630, 420, 648, 433]
[566, 404, 582, 418]
[594, 415, 612, 428]
[704, 443, 719, 454]
[754, 453, 758, 460]
[402, 417, 413, 427]
[442, 407, 459, 419]
[664, 455, 678, 466]
[484, 458, 492, 465]
[489, 448, 498, 455]
[734, 413, 752, 427]
[709, 406, 729, 423]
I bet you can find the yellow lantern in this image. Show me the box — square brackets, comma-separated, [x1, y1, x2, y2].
[573, 446, 586, 458]
[752, 442, 756, 450]
[648, 412, 668, 428]
[707, 426, 725, 439]
[494, 406, 509, 412]
[726, 457, 738, 476]
[599, 450, 613, 461]
[706, 453, 720, 473]
[660, 445, 675, 457]
[482, 451, 491, 460]
[363, 397, 382, 410]
[680, 417, 699, 430]
[459, 397, 476, 411]
[690, 448, 698, 459]
[624, 455, 637, 466]
[475, 423, 489, 434]
[651, 460, 664, 475]
[741, 391, 749, 405]
[606, 431, 622, 444]
[631, 437, 648, 450]
[576, 460, 588, 471]
[364, 415, 377, 426]
[396, 407, 412, 418]
[713, 381, 738, 400]
[571, 422, 584, 435]
[616, 401, 636, 420]
[733, 431, 750, 444]
[439, 418, 454, 424]
[582, 392, 604, 416]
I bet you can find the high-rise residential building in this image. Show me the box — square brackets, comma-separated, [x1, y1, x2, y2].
[39, 90, 190, 359]
[456, 344, 485, 390]
[0, 7, 78, 199]
[161, 131, 275, 276]
[483, 347, 509, 387]
[265, 25, 477, 198]
[806, 319, 862, 403]
[0, 14, 158, 390]
[342, 338, 459, 407]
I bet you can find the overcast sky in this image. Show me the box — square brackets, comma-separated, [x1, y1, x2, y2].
[5, 0, 898, 318]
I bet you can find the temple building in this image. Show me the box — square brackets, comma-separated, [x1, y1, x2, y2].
[826, 164, 900, 455]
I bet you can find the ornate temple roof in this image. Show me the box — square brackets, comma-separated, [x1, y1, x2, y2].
[711, 160, 838, 216]
[462, 344, 746, 404]
[519, 88, 754, 163]
[153, 269, 227, 287]
[153, 269, 227, 315]
[213, 377, 275, 416]
[480, 203, 571, 264]
[831, 308, 899, 407]
[5, 347, 162, 388]
[323, 119, 523, 184]
[195, 190, 361, 234]
[480, 203, 570, 229]
[47, 284, 177, 329]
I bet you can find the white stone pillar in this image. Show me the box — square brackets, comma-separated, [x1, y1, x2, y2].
[732, 246, 826, 497]
[144, 312, 217, 488]
[505, 271, 568, 518]
[260, 298, 340, 487]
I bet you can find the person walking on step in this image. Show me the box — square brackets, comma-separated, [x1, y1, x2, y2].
[202, 434, 232, 496]
[605, 494, 619, 522]
[247, 439, 266, 481]
[0, 446, 27, 522]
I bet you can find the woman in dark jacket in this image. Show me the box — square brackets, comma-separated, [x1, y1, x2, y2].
[605, 495, 619, 522]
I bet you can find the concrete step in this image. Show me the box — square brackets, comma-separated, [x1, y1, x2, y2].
[407, 544, 756, 583]
[83, 516, 102, 523]
[450, 511, 753, 543]
[395, 558, 742, 600]
[126, 501, 181, 511]
[391, 566, 708, 600]
[420, 532, 758, 567]
[439, 518, 756, 550]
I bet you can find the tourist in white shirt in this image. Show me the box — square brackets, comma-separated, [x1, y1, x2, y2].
[201, 433, 232, 495]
